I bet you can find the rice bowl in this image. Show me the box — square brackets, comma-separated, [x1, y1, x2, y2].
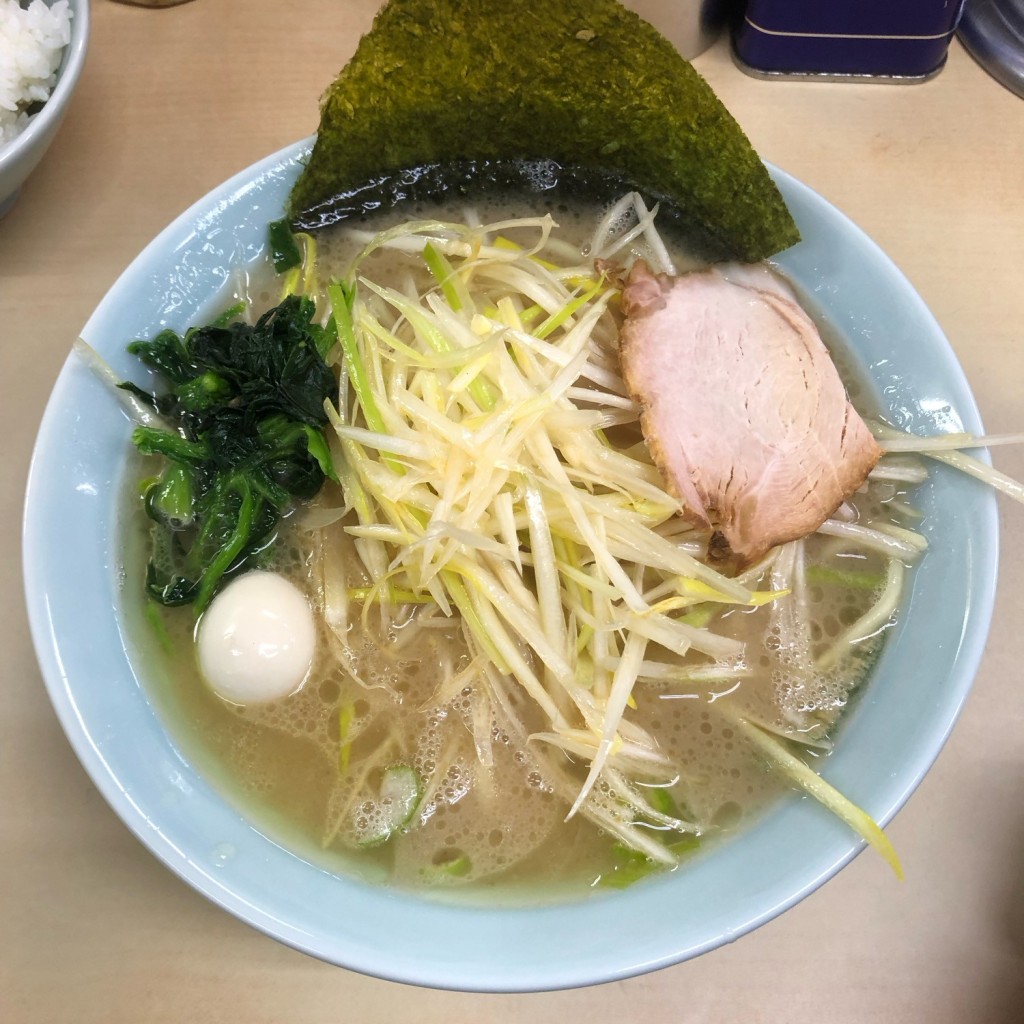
[0, 0, 88, 215]
[0, 0, 72, 145]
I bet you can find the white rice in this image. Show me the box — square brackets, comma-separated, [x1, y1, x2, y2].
[0, 1, 73, 146]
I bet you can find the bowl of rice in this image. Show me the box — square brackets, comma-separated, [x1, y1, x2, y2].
[0, 0, 89, 217]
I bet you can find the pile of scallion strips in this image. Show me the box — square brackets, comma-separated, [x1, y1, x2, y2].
[275, 203, 925, 874]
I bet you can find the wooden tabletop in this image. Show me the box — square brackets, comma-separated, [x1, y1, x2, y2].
[2, 2, 1023, 1020]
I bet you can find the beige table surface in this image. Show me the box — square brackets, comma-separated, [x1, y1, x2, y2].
[2, 2, 1023, 1021]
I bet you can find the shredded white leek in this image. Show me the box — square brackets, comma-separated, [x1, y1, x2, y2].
[728, 715, 903, 879]
[74, 338, 167, 429]
[314, 213, 805, 854]
[874, 422, 1024, 505]
[878, 430, 1024, 453]
[816, 558, 905, 672]
[287, 209, 1021, 874]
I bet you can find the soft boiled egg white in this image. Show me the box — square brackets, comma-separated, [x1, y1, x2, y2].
[197, 571, 316, 706]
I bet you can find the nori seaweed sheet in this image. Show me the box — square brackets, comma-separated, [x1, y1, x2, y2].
[291, 157, 735, 264]
[288, 0, 799, 263]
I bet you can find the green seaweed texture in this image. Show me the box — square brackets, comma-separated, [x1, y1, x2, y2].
[289, 0, 799, 263]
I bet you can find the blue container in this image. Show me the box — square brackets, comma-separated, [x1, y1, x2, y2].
[733, 0, 967, 80]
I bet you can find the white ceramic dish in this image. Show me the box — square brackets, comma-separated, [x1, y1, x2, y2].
[23, 138, 998, 991]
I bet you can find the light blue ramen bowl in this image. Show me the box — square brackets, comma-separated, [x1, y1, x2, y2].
[23, 139, 998, 991]
[0, 0, 90, 217]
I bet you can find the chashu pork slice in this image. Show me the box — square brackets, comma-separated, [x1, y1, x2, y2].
[619, 260, 881, 562]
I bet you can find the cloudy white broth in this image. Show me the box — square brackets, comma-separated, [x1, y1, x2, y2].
[123, 194, 913, 898]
